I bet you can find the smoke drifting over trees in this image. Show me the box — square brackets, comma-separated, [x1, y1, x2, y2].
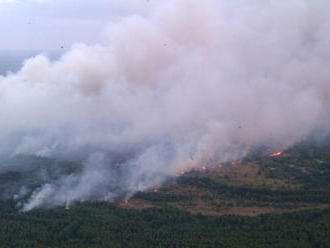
[1, 0, 330, 210]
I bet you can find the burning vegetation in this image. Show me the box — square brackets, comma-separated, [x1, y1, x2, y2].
[270, 152, 283, 157]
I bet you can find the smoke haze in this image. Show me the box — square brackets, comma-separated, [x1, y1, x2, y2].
[1, 0, 330, 210]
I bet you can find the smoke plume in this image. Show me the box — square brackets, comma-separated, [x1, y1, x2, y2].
[1, 0, 330, 210]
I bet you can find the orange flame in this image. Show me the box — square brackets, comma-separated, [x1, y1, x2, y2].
[231, 160, 241, 166]
[270, 151, 282, 157]
[176, 168, 192, 176]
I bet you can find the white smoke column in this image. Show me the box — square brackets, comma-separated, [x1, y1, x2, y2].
[0, 0, 330, 210]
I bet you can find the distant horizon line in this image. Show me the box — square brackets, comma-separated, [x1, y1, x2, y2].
[0, 49, 67, 52]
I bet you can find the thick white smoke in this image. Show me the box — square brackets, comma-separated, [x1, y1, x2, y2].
[1, 0, 330, 210]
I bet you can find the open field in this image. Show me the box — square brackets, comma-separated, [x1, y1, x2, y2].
[124, 142, 330, 216]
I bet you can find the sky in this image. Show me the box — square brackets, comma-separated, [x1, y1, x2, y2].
[0, 0, 153, 50]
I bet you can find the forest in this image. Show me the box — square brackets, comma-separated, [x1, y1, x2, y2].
[1, 140, 330, 247]
[0, 200, 329, 248]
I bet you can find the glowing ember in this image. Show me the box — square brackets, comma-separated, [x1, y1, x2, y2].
[201, 165, 207, 171]
[153, 189, 159, 193]
[270, 151, 282, 157]
[176, 169, 192, 176]
[231, 160, 241, 166]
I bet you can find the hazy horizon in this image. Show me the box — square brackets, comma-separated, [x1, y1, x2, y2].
[0, 50, 63, 75]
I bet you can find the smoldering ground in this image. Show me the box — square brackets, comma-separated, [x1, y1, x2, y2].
[1, 0, 330, 210]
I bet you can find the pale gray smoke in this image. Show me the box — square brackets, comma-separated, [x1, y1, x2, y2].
[1, 0, 330, 210]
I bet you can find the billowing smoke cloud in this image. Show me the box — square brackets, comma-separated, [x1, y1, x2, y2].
[1, 0, 330, 210]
